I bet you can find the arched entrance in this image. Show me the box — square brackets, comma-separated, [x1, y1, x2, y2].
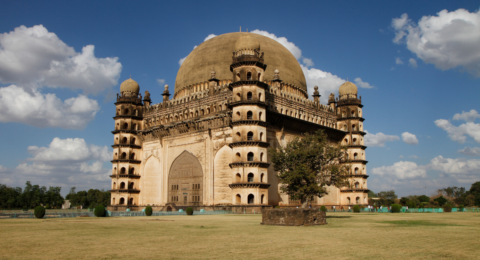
[168, 151, 203, 206]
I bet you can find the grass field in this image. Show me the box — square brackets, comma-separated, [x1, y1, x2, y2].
[0, 212, 479, 259]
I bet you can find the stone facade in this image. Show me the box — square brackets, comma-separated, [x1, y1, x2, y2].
[108, 32, 369, 211]
[261, 208, 327, 226]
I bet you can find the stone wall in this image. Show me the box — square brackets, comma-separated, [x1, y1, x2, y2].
[261, 208, 326, 226]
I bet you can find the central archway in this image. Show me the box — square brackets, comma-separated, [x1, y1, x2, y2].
[168, 151, 203, 206]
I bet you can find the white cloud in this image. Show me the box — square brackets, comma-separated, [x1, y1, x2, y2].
[453, 109, 480, 122]
[354, 78, 374, 89]
[402, 132, 419, 145]
[458, 147, 480, 156]
[399, 155, 404, 158]
[302, 58, 314, 67]
[301, 65, 345, 103]
[0, 137, 112, 193]
[409, 58, 418, 68]
[0, 25, 122, 94]
[435, 119, 480, 143]
[392, 9, 480, 77]
[27, 137, 111, 163]
[157, 79, 165, 86]
[179, 34, 217, 65]
[396, 57, 403, 64]
[364, 130, 400, 147]
[372, 161, 427, 179]
[0, 85, 99, 129]
[430, 155, 480, 183]
[409, 155, 419, 159]
[251, 30, 302, 59]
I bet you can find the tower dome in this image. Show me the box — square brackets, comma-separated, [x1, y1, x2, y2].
[120, 78, 140, 94]
[338, 81, 358, 96]
[235, 33, 260, 50]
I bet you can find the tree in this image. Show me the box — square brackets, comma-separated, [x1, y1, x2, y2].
[269, 129, 349, 208]
[376, 190, 397, 206]
[417, 195, 430, 203]
[434, 196, 447, 206]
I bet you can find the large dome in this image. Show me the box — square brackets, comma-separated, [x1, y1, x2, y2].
[175, 32, 307, 94]
[120, 78, 140, 93]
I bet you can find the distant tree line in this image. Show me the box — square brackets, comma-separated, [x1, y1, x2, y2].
[0, 182, 111, 210]
[0, 181, 64, 209]
[369, 181, 480, 208]
[66, 187, 110, 209]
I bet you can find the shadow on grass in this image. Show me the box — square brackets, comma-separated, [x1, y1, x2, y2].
[326, 216, 352, 219]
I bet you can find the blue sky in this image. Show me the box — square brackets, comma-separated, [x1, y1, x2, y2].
[0, 0, 479, 197]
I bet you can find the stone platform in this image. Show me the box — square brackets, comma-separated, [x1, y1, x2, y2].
[261, 208, 327, 226]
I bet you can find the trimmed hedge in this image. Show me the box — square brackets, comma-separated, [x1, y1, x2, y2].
[391, 204, 402, 213]
[145, 206, 153, 216]
[353, 205, 360, 213]
[94, 204, 106, 217]
[320, 206, 327, 212]
[34, 206, 45, 219]
[443, 204, 452, 212]
[186, 207, 194, 215]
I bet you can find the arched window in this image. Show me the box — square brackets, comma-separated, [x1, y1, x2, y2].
[247, 111, 253, 119]
[236, 132, 241, 139]
[355, 168, 358, 174]
[356, 197, 360, 204]
[258, 73, 261, 81]
[248, 173, 254, 182]
[247, 132, 253, 141]
[260, 132, 264, 141]
[129, 153, 135, 160]
[236, 153, 241, 160]
[201, 109, 204, 115]
[355, 182, 359, 189]
[261, 194, 265, 204]
[129, 198, 134, 205]
[121, 152, 127, 159]
[247, 152, 254, 161]
[354, 153, 358, 160]
[129, 182, 134, 189]
[247, 72, 252, 80]
[352, 125, 356, 131]
[347, 197, 351, 204]
[236, 173, 241, 182]
[259, 112, 263, 120]
[119, 198, 125, 205]
[133, 123, 137, 130]
[236, 111, 241, 118]
[344, 124, 347, 131]
[260, 173, 264, 182]
[124, 109, 129, 115]
[258, 93, 262, 100]
[260, 152, 264, 161]
[122, 137, 128, 144]
[248, 194, 254, 204]
[247, 92, 252, 100]
[236, 194, 241, 204]
[113, 198, 116, 205]
[123, 123, 128, 130]
[120, 182, 125, 189]
[120, 167, 126, 174]
[353, 138, 357, 145]
[129, 168, 134, 175]
[351, 110, 355, 117]
[131, 138, 136, 144]
[113, 182, 117, 189]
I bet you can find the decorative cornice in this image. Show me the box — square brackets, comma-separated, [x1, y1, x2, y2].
[347, 144, 367, 150]
[346, 174, 369, 179]
[229, 162, 270, 168]
[229, 141, 270, 148]
[113, 115, 143, 120]
[109, 189, 141, 194]
[228, 100, 268, 108]
[110, 159, 142, 164]
[337, 117, 365, 122]
[111, 144, 142, 149]
[340, 188, 370, 193]
[231, 120, 268, 127]
[229, 81, 269, 90]
[229, 183, 271, 189]
[112, 130, 138, 135]
[110, 174, 141, 179]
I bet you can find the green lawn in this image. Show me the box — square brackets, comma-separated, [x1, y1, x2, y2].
[0, 212, 479, 259]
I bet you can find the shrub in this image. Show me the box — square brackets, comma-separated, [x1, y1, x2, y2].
[145, 206, 153, 216]
[391, 204, 402, 213]
[94, 204, 106, 217]
[458, 205, 465, 212]
[34, 206, 45, 219]
[443, 204, 452, 213]
[186, 207, 194, 215]
[353, 205, 360, 213]
[320, 206, 327, 212]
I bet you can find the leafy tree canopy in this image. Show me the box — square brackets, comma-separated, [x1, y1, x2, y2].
[269, 130, 349, 208]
